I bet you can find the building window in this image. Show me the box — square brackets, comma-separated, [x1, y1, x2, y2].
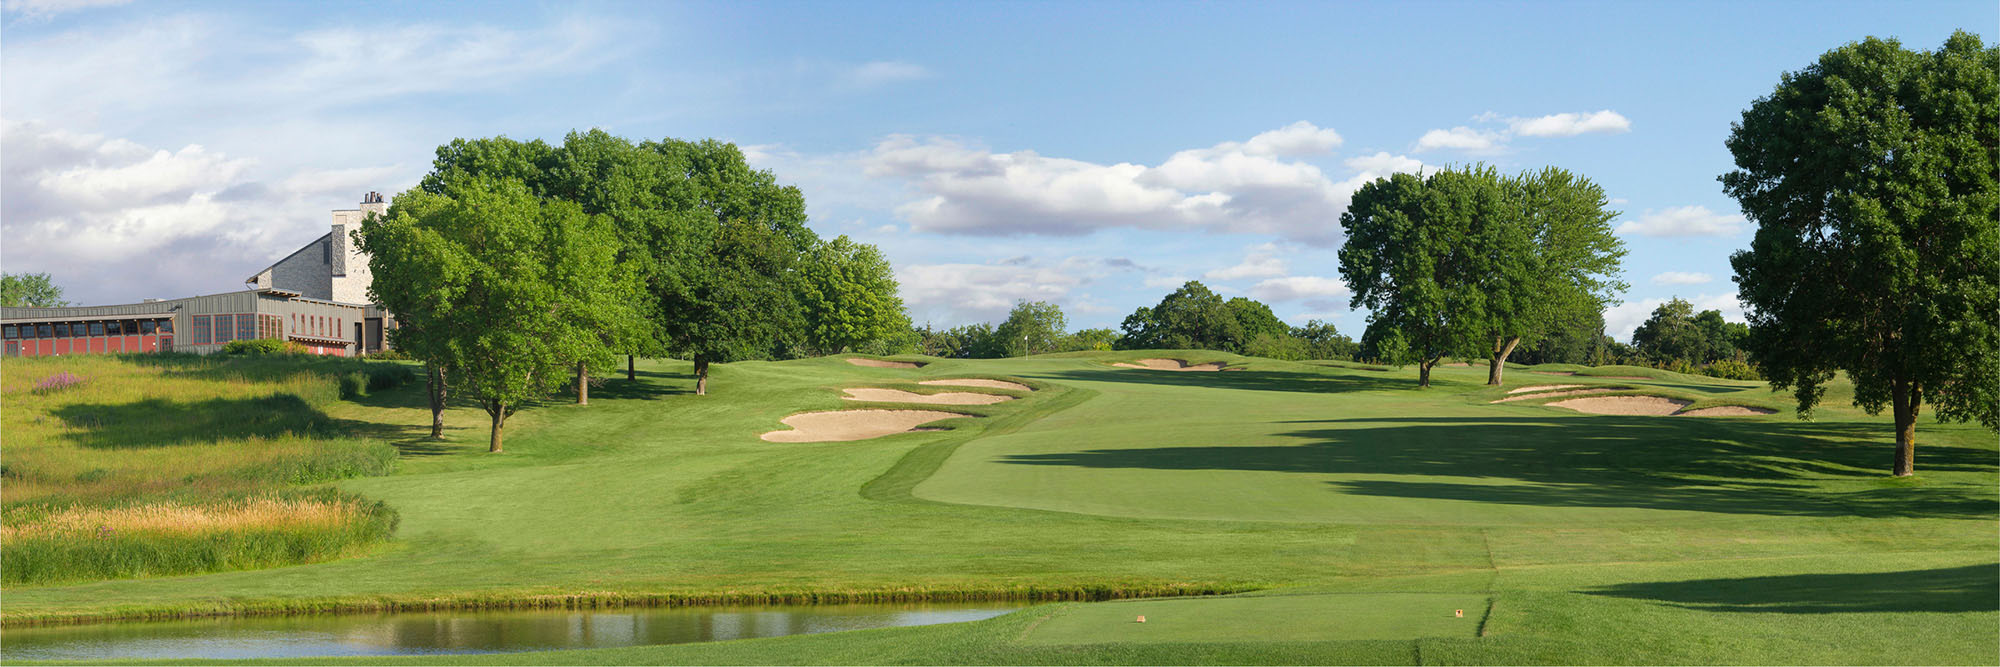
[142, 320, 159, 335]
[3, 325, 15, 339]
[90, 322, 105, 337]
[159, 318, 173, 333]
[105, 321, 121, 336]
[191, 315, 210, 344]
[258, 314, 282, 339]
[38, 324, 54, 338]
[54, 323, 70, 338]
[236, 314, 255, 341]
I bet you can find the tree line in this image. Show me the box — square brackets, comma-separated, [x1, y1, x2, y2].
[909, 283, 1357, 361]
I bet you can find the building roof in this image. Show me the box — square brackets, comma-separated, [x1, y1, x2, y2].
[244, 232, 331, 284]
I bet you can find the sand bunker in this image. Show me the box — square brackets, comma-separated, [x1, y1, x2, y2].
[761, 410, 968, 442]
[1112, 358, 1230, 371]
[1677, 406, 1777, 417]
[846, 358, 926, 369]
[1490, 387, 1628, 403]
[920, 379, 1033, 392]
[1507, 384, 1584, 395]
[842, 388, 1013, 405]
[1549, 396, 1691, 416]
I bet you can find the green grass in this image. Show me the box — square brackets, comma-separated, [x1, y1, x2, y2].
[2, 351, 1994, 664]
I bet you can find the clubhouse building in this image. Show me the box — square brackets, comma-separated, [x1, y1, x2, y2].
[3, 193, 398, 358]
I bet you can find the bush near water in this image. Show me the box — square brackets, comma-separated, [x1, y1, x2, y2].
[0, 354, 409, 585]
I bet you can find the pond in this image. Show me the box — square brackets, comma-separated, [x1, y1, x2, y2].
[0, 602, 1028, 661]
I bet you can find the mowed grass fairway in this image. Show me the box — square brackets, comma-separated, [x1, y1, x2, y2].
[4, 353, 1995, 664]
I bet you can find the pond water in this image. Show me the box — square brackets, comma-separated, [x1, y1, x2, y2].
[0, 602, 1027, 661]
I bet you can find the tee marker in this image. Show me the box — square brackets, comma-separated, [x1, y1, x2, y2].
[1454, 609, 1464, 618]
[1135, 615, 1146, 623]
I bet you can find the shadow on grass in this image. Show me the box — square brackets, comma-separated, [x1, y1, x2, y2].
[1585, 563, 2000, 613]
[52, 395, 344, 448]
[1043, 366, 1413, 395]
[997, 416, 1997, 519]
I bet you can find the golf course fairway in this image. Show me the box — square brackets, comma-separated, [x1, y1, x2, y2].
[4, 352, 1994, 665]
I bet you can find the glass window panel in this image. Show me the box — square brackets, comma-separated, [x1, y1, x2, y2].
[3, 325, 16, 339]
[90, 322, 105, 336]
[144, 319, 160, 335]
[54, 323, 69, 337]
[158, 318, 172, 333]
[39, 324, 54, 338]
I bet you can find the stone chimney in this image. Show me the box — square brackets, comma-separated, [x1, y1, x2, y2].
[358, 191, 388, 217]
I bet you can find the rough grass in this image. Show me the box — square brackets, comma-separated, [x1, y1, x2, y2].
[2, 352, 1994, 664]
[1, 355, 406, 585]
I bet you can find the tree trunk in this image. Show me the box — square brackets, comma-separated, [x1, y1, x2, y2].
[694, 355, 710, 396]
[1418, 359, 1433, 388]
[488, 401, 506, 453]
[1488, 336, 1521, 385]
[576, 361, 588, 405]
[426, 365, 447, 440]
[1892, 378, 1919, 477]
[627, 355, 636, 381]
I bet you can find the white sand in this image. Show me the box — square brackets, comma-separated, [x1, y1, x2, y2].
[842, 388, 1014, 405]
[761, 410, 968, 442]
[1506, 384, 1584, 395]
[1490, 387, 1627, 403]
[920, 379, 1034, 392]
[846, 358, 926, 369]
[1677, 406, 1777, 417]
[1548, 396, 1691, 416]
[1112, 358, 1230, 372]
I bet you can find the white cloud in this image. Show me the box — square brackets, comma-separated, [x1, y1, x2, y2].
[1414, 126, 1505, 153]
[0, 0, 131, 20]
[0, 119, 410, 305]
[1650, 271, 1714, 286]
[1249, 275, 1350, 312]
[1143, 276, 1192, 289]
[1205, 253, 1287, 280]
[1239, 121, 1343, 157]
[844, 61, 930, 88]
[1509, 110, 1632, 137]
[1616, 205, 1745, 237]
[897, 262, 1085, 323]
[1603, 293, 1745, 343]
[863, 123, 1378, 245]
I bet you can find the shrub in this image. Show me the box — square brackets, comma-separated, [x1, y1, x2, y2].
[1700, 358, 1763, 381]
[222, 338, 292, 356]
[365, 348, 412, 361]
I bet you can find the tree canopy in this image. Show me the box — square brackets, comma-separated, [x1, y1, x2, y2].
[1722, 31, 1999, 476]
[801, 236, 909, 356]
[358, 177, 631, 451]
[994, 300, 1068, 357]
[1, 273, 69, 308]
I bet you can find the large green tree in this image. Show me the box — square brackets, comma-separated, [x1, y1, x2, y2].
[1, 273, 68, 308]
[1722, 31, 1999, 476]
[801, 235, 908, 355]
[1339, 169, 1496, 387]
[359, 177, 630, 452]
[1116, 281, 1237, 351]
[1481, 167, 1627, 385]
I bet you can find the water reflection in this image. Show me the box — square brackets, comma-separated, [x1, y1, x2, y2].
[0, 602, 1025, 661]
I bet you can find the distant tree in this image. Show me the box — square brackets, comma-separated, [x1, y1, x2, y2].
[1060, 328, 1119, 352]
[1224, 297, 1288, 351]
[1339, 169, 1494, 387]
[1511, 307, 1606, 366]
[1723, 31, 1999, 476]
[1243, 332, 1309, 361]
[1116, 281, 1235, 351]
[942, 322, 1005, 359]
[1479, 167, 1627, 385]
[994, 300, 1068, 357]
[1, 273, 68, 308]
[1693, 310, 1749, 363]
[800, 236, 908, 355]
[358, 178, 625, 452]
[1291, 320, 1358, 360]
[1631, 298, 1708, 364]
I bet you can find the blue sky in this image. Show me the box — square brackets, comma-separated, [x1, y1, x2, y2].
[3, 0, 1991, 341]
